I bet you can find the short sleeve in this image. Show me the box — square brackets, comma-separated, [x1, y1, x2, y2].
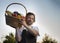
[32, 26, 39, 32]
[32, 26, 40, 36]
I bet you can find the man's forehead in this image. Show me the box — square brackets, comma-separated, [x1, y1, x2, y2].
[27, 15, 34, 18]
[27, 15, 34, 17]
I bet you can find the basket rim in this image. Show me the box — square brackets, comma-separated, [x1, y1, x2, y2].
[5, 3, 27, 15]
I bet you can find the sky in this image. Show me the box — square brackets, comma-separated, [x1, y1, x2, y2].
[0, 0, 60, 43]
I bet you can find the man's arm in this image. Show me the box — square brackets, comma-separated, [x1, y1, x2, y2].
[21, 20, 39, 36]
[16, 28, 22, 42]
[24, 25, 39, 36]
[19, 18, 39, 36]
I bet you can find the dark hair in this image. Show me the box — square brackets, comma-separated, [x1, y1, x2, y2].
[26, 12, 35, 22]
[14, 11, 18, 14]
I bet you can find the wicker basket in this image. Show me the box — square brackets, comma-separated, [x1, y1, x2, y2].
[5, 3, 27, 28]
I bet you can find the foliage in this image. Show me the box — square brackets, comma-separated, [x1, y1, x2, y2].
[42, 34, 57, 43]
[3, 33, 16, 43]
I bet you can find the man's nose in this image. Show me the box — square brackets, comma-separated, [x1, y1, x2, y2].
[28, 18, 31, 20]
[28, 19, 31, 21]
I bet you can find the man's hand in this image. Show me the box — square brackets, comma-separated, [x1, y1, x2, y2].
[19, 17, 27, 27]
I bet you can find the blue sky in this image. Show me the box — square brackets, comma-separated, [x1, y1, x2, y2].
[0, 0, 60, 43]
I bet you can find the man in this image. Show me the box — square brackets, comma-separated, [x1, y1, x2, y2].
[15, 12, 39, 43]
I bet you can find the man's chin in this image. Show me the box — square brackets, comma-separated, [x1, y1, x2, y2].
[27, 23, 32, 25]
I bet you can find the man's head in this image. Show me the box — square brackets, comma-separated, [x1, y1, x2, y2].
[25, 12, 35, 26]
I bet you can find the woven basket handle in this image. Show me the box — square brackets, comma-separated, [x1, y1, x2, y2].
[5, 3, 27, 15]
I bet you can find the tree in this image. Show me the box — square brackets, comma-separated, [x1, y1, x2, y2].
[42, 34, 57, 43]
[3, 33, 16, 43]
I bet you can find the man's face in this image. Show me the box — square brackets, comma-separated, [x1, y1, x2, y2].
[26, 15, 35, 25]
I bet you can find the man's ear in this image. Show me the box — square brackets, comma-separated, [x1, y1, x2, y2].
[33, 20, 35, 22]
[34, 19, 35, 22]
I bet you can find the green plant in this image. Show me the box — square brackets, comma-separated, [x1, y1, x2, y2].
[42, 34, 57, 43]
[3, 33, 16, 43]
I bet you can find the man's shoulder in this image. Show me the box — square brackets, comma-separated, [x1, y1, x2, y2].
[31, 25, 38, 28]
[31, 26, 39, 31]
